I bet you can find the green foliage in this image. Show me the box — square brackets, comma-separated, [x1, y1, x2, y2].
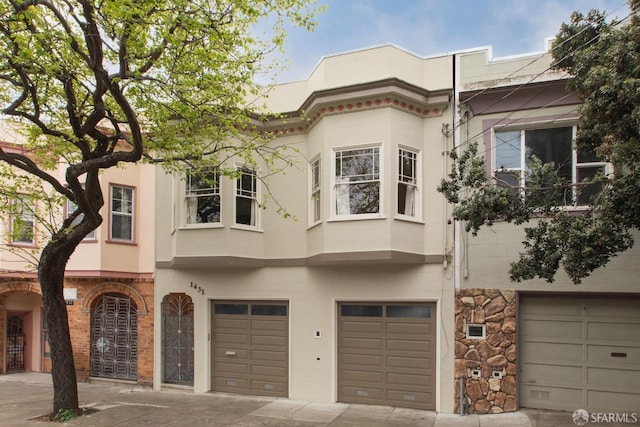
[440, 1, 640, 283]
[54, 408, 76, 422]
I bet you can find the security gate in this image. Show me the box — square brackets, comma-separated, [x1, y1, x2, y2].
[162, 294, 194, 385]
[7, 315, 25, 371]
[91, 295, 138, 380]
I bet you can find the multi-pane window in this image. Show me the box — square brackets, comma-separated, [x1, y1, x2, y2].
[11, 198, 35, 245]
[495, 126, 607, 205]
[235, 168, 257, 226]
[310, 157, 321, 224]
[186, 168, 220, 224]
[334, 147, 380, 216]
[398, 148, 418, 217]
[110, 185, 134, 241]
[66, 193, 95, 239]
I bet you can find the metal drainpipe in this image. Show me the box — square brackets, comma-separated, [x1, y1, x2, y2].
[459, 376, 469, 415]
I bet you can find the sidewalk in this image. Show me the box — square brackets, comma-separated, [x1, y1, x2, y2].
[0, 372, 588, 426]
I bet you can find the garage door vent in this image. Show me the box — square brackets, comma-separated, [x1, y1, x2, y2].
[530, 390, 550, 400]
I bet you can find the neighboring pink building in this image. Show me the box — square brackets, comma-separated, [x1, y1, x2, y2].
[0, 127, 155, 386]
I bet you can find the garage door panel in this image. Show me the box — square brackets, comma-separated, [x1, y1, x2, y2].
[341, 369, 384, 383]
[341, 353, 383, 367]
[341, 336, 384, 350]
[521, 383, 583, 411]
[251, 379, 287, 395]
[521, 297, 583, 316]
[214, 332, 249, 345]
[387, 338, 431, 353]
[340, 385, 384, 401]
[340, 320, 384, 334]
[587, 389, 640, 413]
[587, 299, 640, 318]
[521, 319, 582, 340]
[387, 355, 431, 370]
[251, 349, 287, 363]
[522, 363, 583, 385]
[521, 341, 582, 362]
[214, 318, 249, 330]
[386, 322, 430, 335]
[214, 361, 248, 374]
[338, 302, 436, 410]
[587, 366, 640, 388]
[387, 372, 431, 387]
[214, 348, 249, 359]
[251, 364, 287, 377]
[588, 345, 640, 365]
[252, 335, 287, 347]
[588, 321, 640, 342]
[214, 376, 250, 392]
[386, 389, 432, 408]
[251, 319, 287, 331]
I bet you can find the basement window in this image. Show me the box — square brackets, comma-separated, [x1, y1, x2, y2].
[466, 324, 486, 339]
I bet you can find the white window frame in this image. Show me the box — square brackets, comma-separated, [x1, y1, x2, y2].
[396, 146, 422, 221]
[233, 166, 260, 230]
[66, 198, 96, 240]
[66, 185, 96, 240]
[331, 144, 384, 220]
[493, 124, 609, 207]
[309, 156, 321, 226]
[11, 197, 35, 246]
[109, 184, 134, 242]
[184, 168, 222, 227]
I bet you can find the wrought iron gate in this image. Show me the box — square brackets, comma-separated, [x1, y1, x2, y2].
[162, 294, 194, 385]
[91, 295, 138, 380]
[7, 315, 25, 371]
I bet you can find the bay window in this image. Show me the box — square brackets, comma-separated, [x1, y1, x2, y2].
[334, 147, 380, 216]
[310, 157, 321, 224]
[398, 148, 419, 218]
[235, 167, 258, 227]
[186, 168, 221, 225]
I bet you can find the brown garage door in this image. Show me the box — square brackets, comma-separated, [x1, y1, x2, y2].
[520, 295, 640, 412]
[338, 302, 436, 410]
[211, 301, 288, 397]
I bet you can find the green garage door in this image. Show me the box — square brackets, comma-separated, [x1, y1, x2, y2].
[520, 295, 640, 412]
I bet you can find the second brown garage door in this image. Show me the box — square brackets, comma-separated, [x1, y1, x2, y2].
[211, 301, 288, 397]
[338, 302, 436, 410]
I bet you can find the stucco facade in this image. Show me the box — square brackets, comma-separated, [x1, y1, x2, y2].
[154, 45, 458, 412]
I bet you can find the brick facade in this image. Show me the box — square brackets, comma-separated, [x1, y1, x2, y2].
[0, 278, 154, 386]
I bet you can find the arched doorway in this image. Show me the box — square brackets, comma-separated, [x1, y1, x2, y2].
[90, 294, 138, 380]
[162, 294, 194, 385]
[7, 314, 25, 371]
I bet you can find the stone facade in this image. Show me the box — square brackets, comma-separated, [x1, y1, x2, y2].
[454, 288, 517, 414]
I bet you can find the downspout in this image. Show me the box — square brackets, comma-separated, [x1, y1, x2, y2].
[452, 52, 469, 416]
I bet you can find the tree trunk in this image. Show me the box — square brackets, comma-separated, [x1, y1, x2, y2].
[38, 242, 79, 416]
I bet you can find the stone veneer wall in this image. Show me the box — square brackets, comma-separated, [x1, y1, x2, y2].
[454, 288, 517, 414]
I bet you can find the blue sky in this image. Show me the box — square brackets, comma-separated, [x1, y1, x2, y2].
[271, 0, 630, 83]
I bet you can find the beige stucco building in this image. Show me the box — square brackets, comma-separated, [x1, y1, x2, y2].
[154, 45, 458, 412]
